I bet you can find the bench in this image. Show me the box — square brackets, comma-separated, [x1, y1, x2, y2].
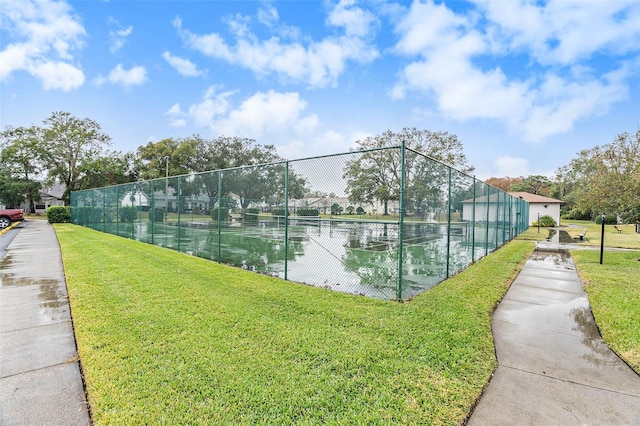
[578, 229, 588, 241]
[613, 225, 622, 233]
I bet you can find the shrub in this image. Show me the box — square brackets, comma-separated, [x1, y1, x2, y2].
[211, 207, 230, 221]
[272, 209, 288, 217]
[47, 206, 71, 224]
[536, 215, 556, 227]
[356, 206, 365, 215]
[149, 207, 165, 222]
[119, 206, 137, 223]
[331, 203, 343, 215]
[244, 208, 260, 223]
[297, 208, 319, 217]
[595, 214, 617, 225]
[562, 208, 592, 220]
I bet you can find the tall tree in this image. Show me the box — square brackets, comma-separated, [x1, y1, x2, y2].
[485, 176, 522, 192]
[508, 175, 552, 195]
[40, 111, 111, 204]
[135, 135, 307, 210]
[568, 129, 640, 223]
[77, 151, 138, 189]
[343, 128, 473, 215]
[0, 126, 44, 211]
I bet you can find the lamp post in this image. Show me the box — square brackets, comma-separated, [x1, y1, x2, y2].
[164, 156, 169, 220]
[600, 212, 605, 264]
[537, 212, 540, 233]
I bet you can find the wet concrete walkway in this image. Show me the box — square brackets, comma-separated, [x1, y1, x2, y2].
[468, 248, 640, 425]
[0, 220, 90, 425]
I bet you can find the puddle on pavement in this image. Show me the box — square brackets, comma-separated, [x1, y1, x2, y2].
[505, 250, 632, 371]
[530, 250, 574, 269]
[546, 229, 576, 244]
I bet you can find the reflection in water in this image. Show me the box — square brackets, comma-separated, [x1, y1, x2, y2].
[0, 256, 70, 319]
[570, 306, 621, 368]
[546, 228, 577, 244]
[97, 219, 503, 300]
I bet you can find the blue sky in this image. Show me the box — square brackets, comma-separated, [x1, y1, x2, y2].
[1, 0, 639, 180]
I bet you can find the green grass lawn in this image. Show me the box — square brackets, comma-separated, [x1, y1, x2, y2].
[562, 220, 640, 249]
[515, 220, 640, 250]
[55, 224, 534, 425]
[572, 249, 640, 372]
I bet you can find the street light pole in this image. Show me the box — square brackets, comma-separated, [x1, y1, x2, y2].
[600, 212, 605, 264]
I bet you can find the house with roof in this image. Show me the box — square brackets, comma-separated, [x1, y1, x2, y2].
[34, 182, 66, 213]
[460, 191, 562, 227]
[508, 192, 563, 226]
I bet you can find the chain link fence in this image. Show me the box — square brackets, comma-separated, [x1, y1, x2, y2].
[71, 145, 528, 301]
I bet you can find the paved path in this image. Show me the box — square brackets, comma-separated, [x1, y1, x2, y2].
[468, 248, 640, 425]
[0, 220, 91, 426]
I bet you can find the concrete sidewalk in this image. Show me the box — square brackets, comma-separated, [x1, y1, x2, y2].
[468, 248, 640, 425]
[0, 220, 90, 426]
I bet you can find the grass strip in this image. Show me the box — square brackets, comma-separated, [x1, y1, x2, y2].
[572, 249, 640, 372]
[563, 220, 640, 249]
[56, 224, 534, 425]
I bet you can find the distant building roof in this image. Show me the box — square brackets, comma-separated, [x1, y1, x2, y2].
[40, 182, 66, 199]
[508, 192, 563, 204]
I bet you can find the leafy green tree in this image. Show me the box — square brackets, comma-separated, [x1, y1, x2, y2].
[567, 129, 640, 223]
[77, 151, 138, 190]
[136, 135, 308, 210]
[509, 175, 552, 195]
[136, 137, 200, 180]
[40, 111, 112, 204]
[0, 173, 34, 208]
[550, 164, 587, 218]
[331, 203, 343, 215]
[344, 128, 473, 215]
[0, 126, 43, 211]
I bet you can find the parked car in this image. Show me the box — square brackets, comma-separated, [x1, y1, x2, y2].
[0, 208, 24, 229]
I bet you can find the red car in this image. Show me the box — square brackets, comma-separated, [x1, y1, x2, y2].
[0, 208, 24, 229]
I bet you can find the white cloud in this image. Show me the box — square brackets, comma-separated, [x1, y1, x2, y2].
[474, 0, 640, 65]
[391, 0, 639, 143]
[30, 60, 85, 90]
[110, 64, 147, 86]
[215, 90, 319, 137]
[186, 86, 235, 127]
[0, 0, 85, 90]
[173, 1, 378, 87]
[97, 64, 147, 87]
[162, 51, 205, 77]
[108, 18, 133, 53]
[165, 103, 186, 127]
[326, 0, 379, 38]
[494, 156, 529, 178]
[176, 88, 318, 140]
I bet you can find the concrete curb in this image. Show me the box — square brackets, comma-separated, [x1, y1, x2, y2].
[0, 220, 22, 236]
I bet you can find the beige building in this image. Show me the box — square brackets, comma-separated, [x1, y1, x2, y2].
[508, 192, 563, 226]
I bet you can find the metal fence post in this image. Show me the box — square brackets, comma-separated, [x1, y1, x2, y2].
[446, 167, 452, 278]
[284, 161, 289, 281]
[485, 188, 490, 256]
[397, 142, 406, 301]
[177, 177, 181, 252]
[217, 171, 222, 263]
[150, 184, 155, 245]
[471, 177, 476, 263]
